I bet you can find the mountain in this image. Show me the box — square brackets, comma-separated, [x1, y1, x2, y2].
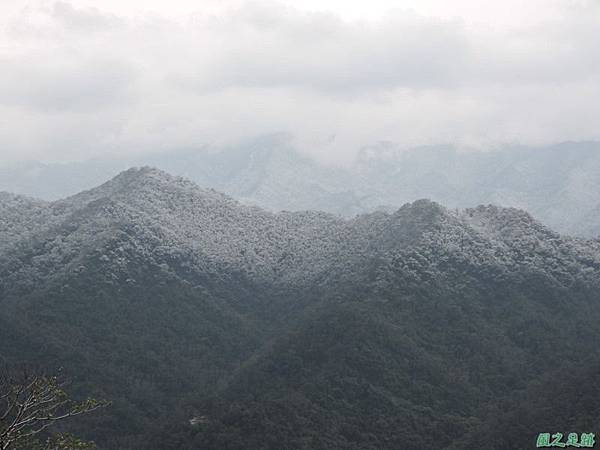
[1, 168, 600, 449]
[2, 139, 600, 237]
[0, 192, 49, 250]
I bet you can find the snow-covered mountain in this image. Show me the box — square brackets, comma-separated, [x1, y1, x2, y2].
[2, 139, 600, 237]
[3, 166, 598, 291]
[2, 168, 600, 449]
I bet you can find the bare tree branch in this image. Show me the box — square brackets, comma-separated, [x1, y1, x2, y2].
[0, 367, 108, 450]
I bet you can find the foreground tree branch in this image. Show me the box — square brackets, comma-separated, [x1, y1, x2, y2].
[0, 368, 109, 450]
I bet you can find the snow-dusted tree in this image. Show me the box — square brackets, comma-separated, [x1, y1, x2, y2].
[0, 368, 108, 450]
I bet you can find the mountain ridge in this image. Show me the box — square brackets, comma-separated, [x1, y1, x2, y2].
[2, 167, 600, 449]
[4, 139, 600, 237]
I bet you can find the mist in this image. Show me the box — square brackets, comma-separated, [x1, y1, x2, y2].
[0, 0, 599, 166]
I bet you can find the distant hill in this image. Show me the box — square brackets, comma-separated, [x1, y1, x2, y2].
[1, 168, 600, 449]
[2, 138, 600, 237]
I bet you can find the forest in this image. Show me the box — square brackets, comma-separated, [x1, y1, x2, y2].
[1, 168, 600, 449]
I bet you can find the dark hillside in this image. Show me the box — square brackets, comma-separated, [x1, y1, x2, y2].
[1, 168, 599, 449]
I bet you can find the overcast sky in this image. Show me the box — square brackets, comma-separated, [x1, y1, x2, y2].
[0, 0, 599, 165]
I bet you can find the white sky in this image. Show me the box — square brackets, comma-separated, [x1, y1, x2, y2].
[0, 0, 599, 164]
[0, 0, 569, 24]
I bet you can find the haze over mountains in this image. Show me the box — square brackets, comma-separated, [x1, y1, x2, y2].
[2, 167, 600, 449]
[2, 1, 599, 448]
[2, 137, 600, 237]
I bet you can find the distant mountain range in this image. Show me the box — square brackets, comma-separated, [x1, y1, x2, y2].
[2, 168, 600, 449]
[2, 137, 600, 237]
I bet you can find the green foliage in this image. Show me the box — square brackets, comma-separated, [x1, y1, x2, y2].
[15, 433, 97, 450]
[0, 369, 107, 450]
[2, 175, 600, 449]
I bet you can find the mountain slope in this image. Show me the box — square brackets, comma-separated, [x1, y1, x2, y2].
[164, 203, 600, 450]
[1, 168, 600, 449]
[0, 192, 49, 249]
[3, 139, 600, 236]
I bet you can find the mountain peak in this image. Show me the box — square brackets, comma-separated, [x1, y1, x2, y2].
[109, 166, 182, 188]
[59, 166, 230, 208]
[392, 198, 448, 225]
[463, 203, 555, 238]
[397, 198, 445, 213]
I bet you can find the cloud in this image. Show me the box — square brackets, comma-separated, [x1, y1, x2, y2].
[0, 0, 599, 164]
[0, 57, 136, 111]
[50, 1, 124, 33]
[173, 4, 470, 93]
